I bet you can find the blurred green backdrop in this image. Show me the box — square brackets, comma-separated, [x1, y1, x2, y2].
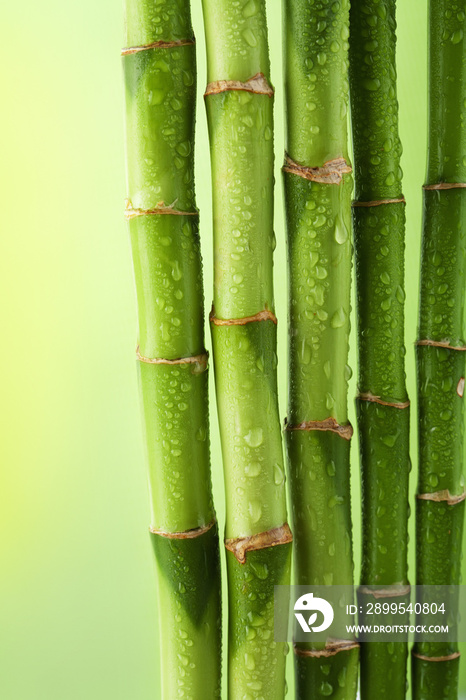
[1, 0, 463, 698]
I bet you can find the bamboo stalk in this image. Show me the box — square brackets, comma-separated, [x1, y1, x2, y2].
[283, 1, 359, 697]
[348, 1, 410, 697]
[201, 1, 292, 698]
[413, 2, 466, 697]
[122, 2, 221, 697]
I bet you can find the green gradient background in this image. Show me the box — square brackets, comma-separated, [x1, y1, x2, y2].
[1, 1, 464, 698]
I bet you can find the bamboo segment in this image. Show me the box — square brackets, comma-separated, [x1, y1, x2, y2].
[348, 1, 410, 697]
[123, 2, 221, 697]
[283, 1, 359, 697]
[201, 1, 292, 698]
[412, 3, 466, 698]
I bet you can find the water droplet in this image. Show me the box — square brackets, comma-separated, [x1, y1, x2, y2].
[242, 0, 258, 17]
[380, 271, 391, 285]
[457, 377, 465, 397]
[248, 500, 262, 523]
[320, 681, 333, 696]
[381, 432, 398, 447]
[384, 138, 393, 152]
[335, 215, 349, 244]
[245, 461, 261, 477]
[171, 261, 182, 281]
[196, 426, 207, 441]
[309, 251, 319, 266]
[274, 464, 284, 485]
[314, 214, 327, 227]
[385, 171, 396, 186]
[363, 78, 381, 91]
[176, 141, 191, 157]
[242, 28, 257, 47]
[177, 653, 189, 666]
[244, 428, 263, 447]
[148, 89, 165, 105]
[244, 652, 255, 670]
[251, 561, 269, 580]
[300, 340, 312, 365]
[328, 495, 345, 508]
[247, 611, 266, 627]
[331, 308, 347, 328]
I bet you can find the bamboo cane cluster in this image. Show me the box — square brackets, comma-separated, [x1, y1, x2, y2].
[122, 0, 466, 698]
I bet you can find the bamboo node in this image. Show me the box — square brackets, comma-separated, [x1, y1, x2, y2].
[352, 196, 406, 207]
[284, 417, 353, 441]
[210, 307, 277, 326]
[121, 38, 195, 55]
[358, 584, 411, 599]
[294, 639, 359, 658]
[136, 347, 208, 374]
[423, 182, 466, 191]
[224, 523, 292, 564]
[150, 518, 216, 539]
[416, 338, 466, 351]
[204, 72, 274, 97]
[413, 651, 461, 662]
[283, 153, 352, 185]
[358, 392, 410, 409]
[416, 488, 466, 506]
[124, 198, 198, 219]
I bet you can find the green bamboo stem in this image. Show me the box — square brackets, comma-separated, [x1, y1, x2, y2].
[201, 2, 292, 698]
[283, 1, 358, 697]
[348, 2, 410, 697]
[123, 2, 221, 697]
[413, 2, 466, 697]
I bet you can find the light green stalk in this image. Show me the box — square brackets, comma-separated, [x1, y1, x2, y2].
[413, 2, 466, 698]
[283, 1, 358, 697]
[201, 1, 292, 698]
[123, 2, 221, 697]
[348, 2, 410, 697]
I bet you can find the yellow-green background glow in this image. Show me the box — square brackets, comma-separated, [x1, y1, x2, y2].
[1, 1, 463, 697]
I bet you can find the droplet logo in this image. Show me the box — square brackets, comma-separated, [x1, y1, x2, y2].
[294, 593, 334, 633]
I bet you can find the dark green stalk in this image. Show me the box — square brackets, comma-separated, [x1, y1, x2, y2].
[122, 2, 221, 697]
[348, 2, 410, 697]
[413, 2, 466, 698]
[283, 1, 359, 697]
[201, 1, 292, 698]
